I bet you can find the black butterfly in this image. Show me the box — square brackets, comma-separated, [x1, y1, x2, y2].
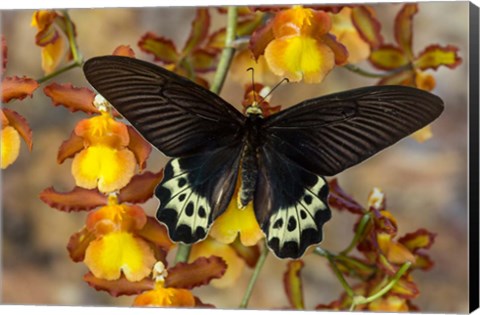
[83, 55, 444, 259]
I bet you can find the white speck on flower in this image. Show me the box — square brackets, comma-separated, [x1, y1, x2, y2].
[152, 261, 168, 283]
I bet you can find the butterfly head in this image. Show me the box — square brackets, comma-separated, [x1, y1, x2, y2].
[245, 102, 264, 117]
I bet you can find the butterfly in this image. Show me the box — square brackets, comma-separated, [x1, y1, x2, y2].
[83, 55, 444, 259]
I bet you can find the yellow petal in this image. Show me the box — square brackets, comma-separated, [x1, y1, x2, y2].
[41, 36, 65, 75]
[71, 145, 136, 193]
[265, 36, 335, 83]
[133, 286, 195, 307]
[1, 126, 21, 169]
[209, 197, 263, 246]
[84, 231, 156, 281]
[75, 112, 130, 148]
[411, 125, 433, 143]
[189, 237, 245, 288]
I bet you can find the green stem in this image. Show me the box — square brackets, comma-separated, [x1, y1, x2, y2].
[315, 247, 355, 298]
[239, 242, 269, 308]
[174, 243, 192, 264]
[36, 62, 80, 84]
[340, 213, 371, 256]
[343, 63, 412, 79]
[210, 6, 238, 94]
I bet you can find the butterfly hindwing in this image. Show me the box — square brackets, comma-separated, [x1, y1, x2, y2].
[255, 142, 331, 259]
[262, 85, 444, 176]
[156, 145, 243, 243]
[83, 56, 245, 157]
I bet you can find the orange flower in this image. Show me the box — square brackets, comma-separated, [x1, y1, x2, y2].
[71, 105, 136, 193]
[83, 195, 156, 282]
[251, 5, 348, 83]
[330, 7, 370, 64]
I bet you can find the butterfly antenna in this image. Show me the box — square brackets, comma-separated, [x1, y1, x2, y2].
[246, 67, 257, 104]
[261, 77, 289, 102]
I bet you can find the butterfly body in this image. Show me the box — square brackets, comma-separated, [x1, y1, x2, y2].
[83, 55, 444, 259]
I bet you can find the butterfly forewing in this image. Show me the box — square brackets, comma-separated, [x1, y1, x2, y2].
[262, 85, 444, 176]
[83, 56, 245, 157]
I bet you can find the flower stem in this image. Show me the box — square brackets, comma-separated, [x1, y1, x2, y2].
[343, 63, 412, 79]
[210, 6, 238, 94]
[315, 247, 356, 298]
[36, 62, 80, 84]
[340, 213, 371, 256]
[174, 243, 192, 264]
[239, 242, 269, 309]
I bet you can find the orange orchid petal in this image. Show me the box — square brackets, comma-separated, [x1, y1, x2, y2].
[166, 256, 227, 289]
[57, 130, 84, 163]
[273, 6, 331, 38]
[71, 145, 136, 193]
[136, 217, 175, 253]
[368, 296, 409, 312]
[284, 260, 305, 310]
[133, 285, 195, 307]
[369, 45, 409, 70]
[330, 7, 370, 64]
[321, 34, 348, 66]
[84, 272, 154, 297]
[414, 70, 436, 91]
[75, 112, 130, 148]
[414, 44, 462, 71]
[394, 4, 417, 58]
[351, 6, 383, 49]
[118, 170, 164, 204]
[67, 227, 96, 262]
[230, 50, 280, 86]
[44, 83, 98, 114]
[2, 108, 33, 151]
[2, 76, 39, 103]
[208, 13, 264, 50]
[230, 237, 260, 268]
[138, 32, 178, 64]
[112, 45, 136, 57]
[398, 228, 436, 252]
[84, 231, 156, 282]
[411, 125, 433, 143]
[391, 276, 419, 299]
[249, 21, 275, 60]
[86, 202, 147, 234]
[1, 125, 21, 169]
[41, 35, 66, 74]
[126, 125, 152, 170]
[31, 10, 59, 46]
[209, 189, 263, 246]
[182, 8, 210, 56]
[190, 48, 218, 73]
[328, 178, 365, 214]
[377, 233, 416, 264]
[265, 36, 335, 83]
[39, 186, 107, 212]
[189, 238, 245, 288]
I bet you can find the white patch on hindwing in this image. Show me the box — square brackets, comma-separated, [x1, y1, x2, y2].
[160, 159, 211, 233]
[267, 175, 328, 249]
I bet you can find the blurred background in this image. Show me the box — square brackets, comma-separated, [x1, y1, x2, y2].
[0, 2, 470, 312]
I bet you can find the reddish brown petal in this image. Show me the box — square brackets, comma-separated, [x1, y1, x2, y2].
[351, 6, 383, 49]
[394, 4, 417, 58]
[283, 260, 305, 310]
[138, 32, 178, 64]
[322, 34, 348, 65]
[412, 251, 434, 270]
[43, 83, 98, 114]
[377, 70, 415, 86]
[112, 45, 136, 57]
[126, 125, 152, 171]
[2, 76, 39, 103]
[32, 11, 59, 46]
[327, 178, 365, 214]
[398, 228, 436, 252]
[2, 35, 7, 75]
[83, 272, 154, 297]
[194, 296, 216, 308]
[414, 44, 462, 71]
[67, 227, 96, 262]
[117, 170, 163, 204]
[190, 48, 218, 73]
[230, 237, 260, 268]
[166, 256, 227, 289]
[182, 8, 210, 56]
[39, 186, 107, 212]
[57, 130, 84, 163]
[249, 21, 275, 60]
[137, 216, 175, 253]
[369, 45, 409, 70]
[2, 108, 33, 151]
